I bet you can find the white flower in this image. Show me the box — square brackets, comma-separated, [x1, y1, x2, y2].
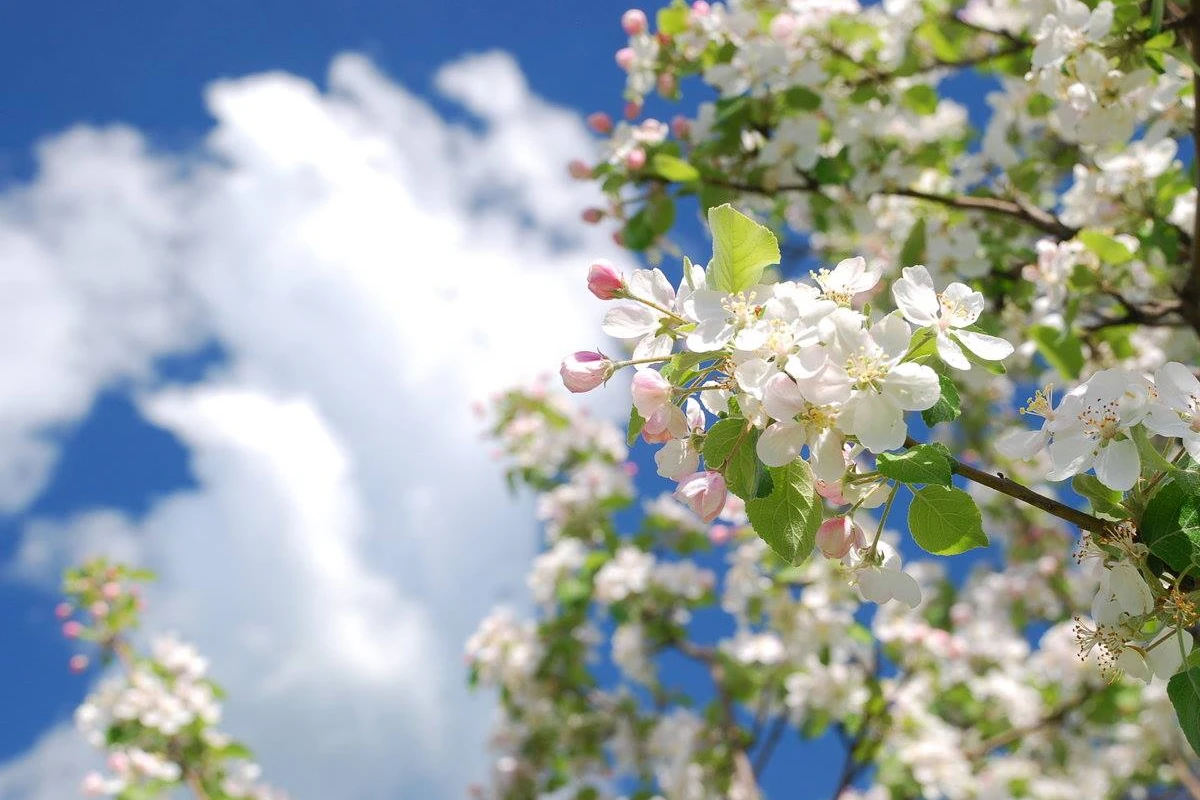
[1144, 362, 1200, 459]
[756, 372, 846, 481]
[813, 256, 881, 306]
[851, 541, 922, 608]
[891, 265, 1014, 370]
[1091, 562, 1154, 626]
[601, 268, 678, 363]
[1045, 368, 1150, 490]
[682, 285, 774, 352]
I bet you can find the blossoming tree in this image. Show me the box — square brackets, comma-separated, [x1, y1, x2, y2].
[478, 0, 1200, 798]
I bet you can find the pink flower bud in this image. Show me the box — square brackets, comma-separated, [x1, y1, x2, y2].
[615, 47, 636, 71]
[622, 461, 638, 476]
[769, 12, 798, 42]
[671, 115, 691, 139]
[101, 581, 121, 600]
[631, 369, 672, 417]
[815, 479, 846, 505]
[625, 148, 647, 171]
[655, 31, 672, 46]
[624, 101, 642, 120]
[69, 654, 89, 673]
[587, 111, 613, 134]
[90, 601, 109, 618]
[582, 207, 604, 224]
[816, 516, 866, 559]
[62, 620, 83, 639]
[81, 772, 106, 796]
[567, 159, 593, 180]
[674, 471, 728, 523]
[657, 72, 676, 96]
[691, 0, 711, 17]
[621, 8, 648, 35]
[709, 524, 732, 545]
[587, 260, 625, 299]
[560, 351, 613, 393]
[55, 602, 73, 620]
[108, 751, 130, 774]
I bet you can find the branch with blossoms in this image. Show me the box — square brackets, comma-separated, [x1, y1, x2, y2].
[59, 559, 286, 800]
[470, 382, 1199, 800]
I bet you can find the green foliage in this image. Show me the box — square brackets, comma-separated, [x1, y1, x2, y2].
[1140, 479, 1200, 573]
[1078, 230, 1134, 265]
[1029, 325, 1084, 380]
[1071, 474, 1130, 520]
[651, 153, 700, 183]
[1168, 668, 1200, 756]
[706, 204, 781, 294]
[908, 486, 989, 555]
[746, 460, 822, 564]
[921, 373, 961, 426]
[877, 444, 953, 486]
[703, 417, 764, 499]
[627, 406, 646, 447]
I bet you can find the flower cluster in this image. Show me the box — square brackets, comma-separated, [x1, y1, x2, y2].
[61, 559, 286, 800]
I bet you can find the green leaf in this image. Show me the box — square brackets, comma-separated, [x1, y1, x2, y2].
[898, 218, 926, 267]
[783, 86, 821, 111]
[921, 373, 961, 426]
[1071, 474, 1130, 520]
[706, 204, 781, 294]
[877, 445, 953, 486]
[1169, 668, 1200, 756]
[703, 418, 762, 499]
[1077, 229, 1134, 265]
[1029, 325, 1084, 380]
[901, 84, 938, 115]
[656, 0, 689, 35]
[1141, 480, 1200, 572]
[908, 486, 989, 555]
[627, 406, 646, 447]
[651, 154, 700, 183]
[746, 460, 822, 565]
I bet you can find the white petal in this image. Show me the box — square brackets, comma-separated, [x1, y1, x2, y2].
[686, 319, 734, 352]
[1047, 433, 1097, 480]
[762, 373, 806, 421]
[602, 304, 658, 339]
[891, 265, 939, 326]
[630, 267, 676, 308]
[844, 393, 906, 453]
[936, 331, 971, 371]
[996, 428, 1047, 459]
[632, 333, 674, 365]
[954, 330, 1014, 362]
[757, 423, 806, 467]
[883, 362, 940, 411]
[871, 312, 913, 360]
[938, 282, 984, 327]
[1148, 630, 1191, 680]
[1093, 437, 1139, 492]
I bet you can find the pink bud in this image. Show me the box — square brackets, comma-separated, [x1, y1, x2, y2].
[69, 654, 89, 674]
[625, 148, 647, 171]
[621, 8, 648, 35]
[655, 31, 672, 46]
[769, 12, 798, 42]
[815, 479, 846, 505]
[616, 47, 636, 71]
[816, 516, 866, 560]
[691, 0, 711, 17]
[709, 524, 732, 545]
[587, 111, 613, 134]
[624, 101, 642, 120]
[55, 602, 73, 620]
[657, 72, 676, 96]
[90, 601, 109, 618]
[62, 620, 84, 639]
[81, 772, 106, 796]
[671, 115, 692, 139]
[582, 207, 604, 224]
[101, 581, 121, 600]
[107, 751, 130, 774]
[675, 471, 728, 524]
[567, 159, 593, 180]
[631, 369, 672, 417]
[587, 260, 625, 299]
[560, 351, 613, 393]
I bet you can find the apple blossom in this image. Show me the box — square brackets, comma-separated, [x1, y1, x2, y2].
[559, 351, 613, 393]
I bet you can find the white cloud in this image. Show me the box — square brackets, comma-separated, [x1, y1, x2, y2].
[1, 51, 631, 798]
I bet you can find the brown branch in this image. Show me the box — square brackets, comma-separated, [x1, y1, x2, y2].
[964, 694, 1089, 760]
[904, 436, 1110, 533]
[1172, 754, 1200, 800]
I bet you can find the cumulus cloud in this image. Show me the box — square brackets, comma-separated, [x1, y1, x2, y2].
[1, 51, 631, 798]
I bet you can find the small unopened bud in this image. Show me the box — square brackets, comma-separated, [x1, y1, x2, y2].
[69, 654, 89, 673]
[625, 147, 647, 171]
[657, 72, 676, 96]
[81, 772, 106, 796]
[671, 114, 691, 139]
[567, 159, 593, 180]
[586, 111, 613, 134]
[815, 479, 846, 505]
[101, 581, 121, 600]
[63, 620, 84, 639]
[769, 12, 798, 42]
[621, 8, 648, 35]
[587, 260, 625, 299]
[624, 100, 642, 120]
[615, 47, 636, 71]
[674, 471, 728, 524]
[582, 207, 605, 224]
[55, 602, 73, 620]
[691, 0, 711, 17]
[90, 601, 109, 618]
[709, 524, 733, 545]
[816, 516, 866, 559]
[560, 351, 613, 393]
[655, 31, 672, 47]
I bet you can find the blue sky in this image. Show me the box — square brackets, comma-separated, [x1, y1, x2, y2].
[0, 4, 1009, 798]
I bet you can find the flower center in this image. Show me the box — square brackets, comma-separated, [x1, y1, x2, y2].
[1076, 399, 1121, 441]
[721, 291, 764, 328]
[844, 347, 889, 391]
